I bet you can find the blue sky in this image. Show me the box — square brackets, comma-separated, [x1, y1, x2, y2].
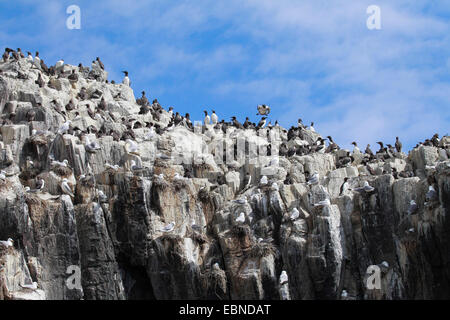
[1, 0, 449, 150]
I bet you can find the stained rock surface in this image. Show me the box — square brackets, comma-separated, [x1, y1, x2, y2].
[0, 53, 449, 300]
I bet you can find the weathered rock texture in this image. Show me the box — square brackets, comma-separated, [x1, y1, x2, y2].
[0, 53, 449, 300]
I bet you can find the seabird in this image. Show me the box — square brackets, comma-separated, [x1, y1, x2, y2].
[84, 135, 101, 153]
[125, 139, 139, 155]
[365, 144, 374, 157]
[203, 110, 210, 125]
[279, 271, 288, 284]
[314, 198, 331, 207]
[231, 116, 244, 129]
[130, 160, 143, 171]
[307, 171, 319, 185]
[362, 181, 375, 192]
[256, 117, 267, 129]
[0, 238, 14, 248]
[233, 197, 247, 205]
[235, 212, 246, 223]
[339, 177, 350, 196]
[309, 122, 315, 132]
[161, 221, 175, 232]
[96, 57, 105, 70]
[426, 185, 437, 202]
[351, 142, 360, 154]
[35, 178, 45, 191]
[211, 110, 218, 124]
[407, 200, 418, 215]
[395, 137, 402, 153]
[256, 104, 270, 116]
[381, 261, 389, 268]
[58, 120, 72, 135]
[68, 69, 78, 82]
[341, 290, 348, 298]
[20, 282, 38, 290]
[260, 175, 268, 185]
[122, 71, 130, 86]
[61, 178, 74, 197]
[55, 59, 64, 69]
[290, 208, 300, 220]
[33, 51, 40, 68]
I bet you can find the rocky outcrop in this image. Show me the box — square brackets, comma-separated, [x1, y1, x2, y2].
[0, 53, 449, 300]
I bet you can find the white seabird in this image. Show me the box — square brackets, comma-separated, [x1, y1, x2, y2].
[362, 181, 375, 192]
[307, 171, 319, 185]
[122, 71, 130, 86]
[407, 200, 418, 215]
[161, 221, 175, 233]
[0, 170, 6, 181]
[203, 111, 210, 125]
[55, 59, 64, 69]
[381, 261, 389, 268]
[341, 290, 348, 298]
[314, 198, 331, 207]
[426, 185, 437, 202]
[211, 111, 218, 124]
[271, 182, 279, 191]
[20, 282, 38, 290]
[260, 175, 268, 185]
[98, 190, 108, 203]
[105, 163, 119, 171]
[125, 139, 139, 155]
[84, 136, 101, 153]
[279, 270, 288, 284]
[61, 178, 74, 197]
[0, 238, 14, 248]
[58, 121, 72, 135]
[309, 122, 315, 132]
[130, 160, 142, 171]
[290, 208, 300, 220]
[235, 212, 246, 223]
[233, 197, 247, 205]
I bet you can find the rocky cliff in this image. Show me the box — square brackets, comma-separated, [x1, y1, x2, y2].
[0, 52, 449, 300]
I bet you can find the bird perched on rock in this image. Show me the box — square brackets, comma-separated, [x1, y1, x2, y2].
[35, 73, 45, 88]
[365, 144, 374, 157]
[426, 185, 437, 202]
[257, 117, 267, 129]
[26, 109, 36, 122]
[235, 212, 246, 223]
[307, 171, 319, 185]
[351, 142, 360, 154]
[61, 178, 74, 197]
[0, 238, 14, 248]
[231, 116, 244, 129]
[407, 200, 418, 215]
[161, 221, 175, 233]
[257, 104, 270, 116]
[279, 271, 288, 285]
[35, 178, 45, 192]
[96, 57, 105, 70]
[55, 59, 64, 70]
[362, 181, 375, 193]
[290, 208, 300, 220]
[211, 110, 218, 124]
[125, 139, 139, 155]
[122, 71, 130, 86]
[314, 198, 331, 207]
[58, 120, 72, 135]
[340, 177, 350, 196]
[68, 69, 78, 82]
[20, 282, 38, 290]
[84, 135, 101, 153]
[260, 175, 268, 185]
[203, 110, 210, 125]
[395, 137, 402, 153]
[309, 122, 315, 132]
[33, 51, 40, 68]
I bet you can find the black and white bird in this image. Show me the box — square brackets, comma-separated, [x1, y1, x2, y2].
[122, 71, 130, 86]
[407, 200, 418, 215]
[290, 208, 300, 220]
[203, 110, 210, 125]
[307, 171, 319, 185]
[362, 181, 375, 192]
[161, 221, 175, 233]
[395, 137, 402, 153]
[256, 104, 270, 116]
[257, 117, 267, 129]
[61, 178, 74, 197]
[279, 271, 288, 285]
[0, 238, 14, 248]
[211, 110, 218, 124]
[235, 212, 246, 223]
[84, 136, 101, 153]
[426, 185, 437, 202]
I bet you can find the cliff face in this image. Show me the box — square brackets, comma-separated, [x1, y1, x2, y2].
[0, 55, 449, 300]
